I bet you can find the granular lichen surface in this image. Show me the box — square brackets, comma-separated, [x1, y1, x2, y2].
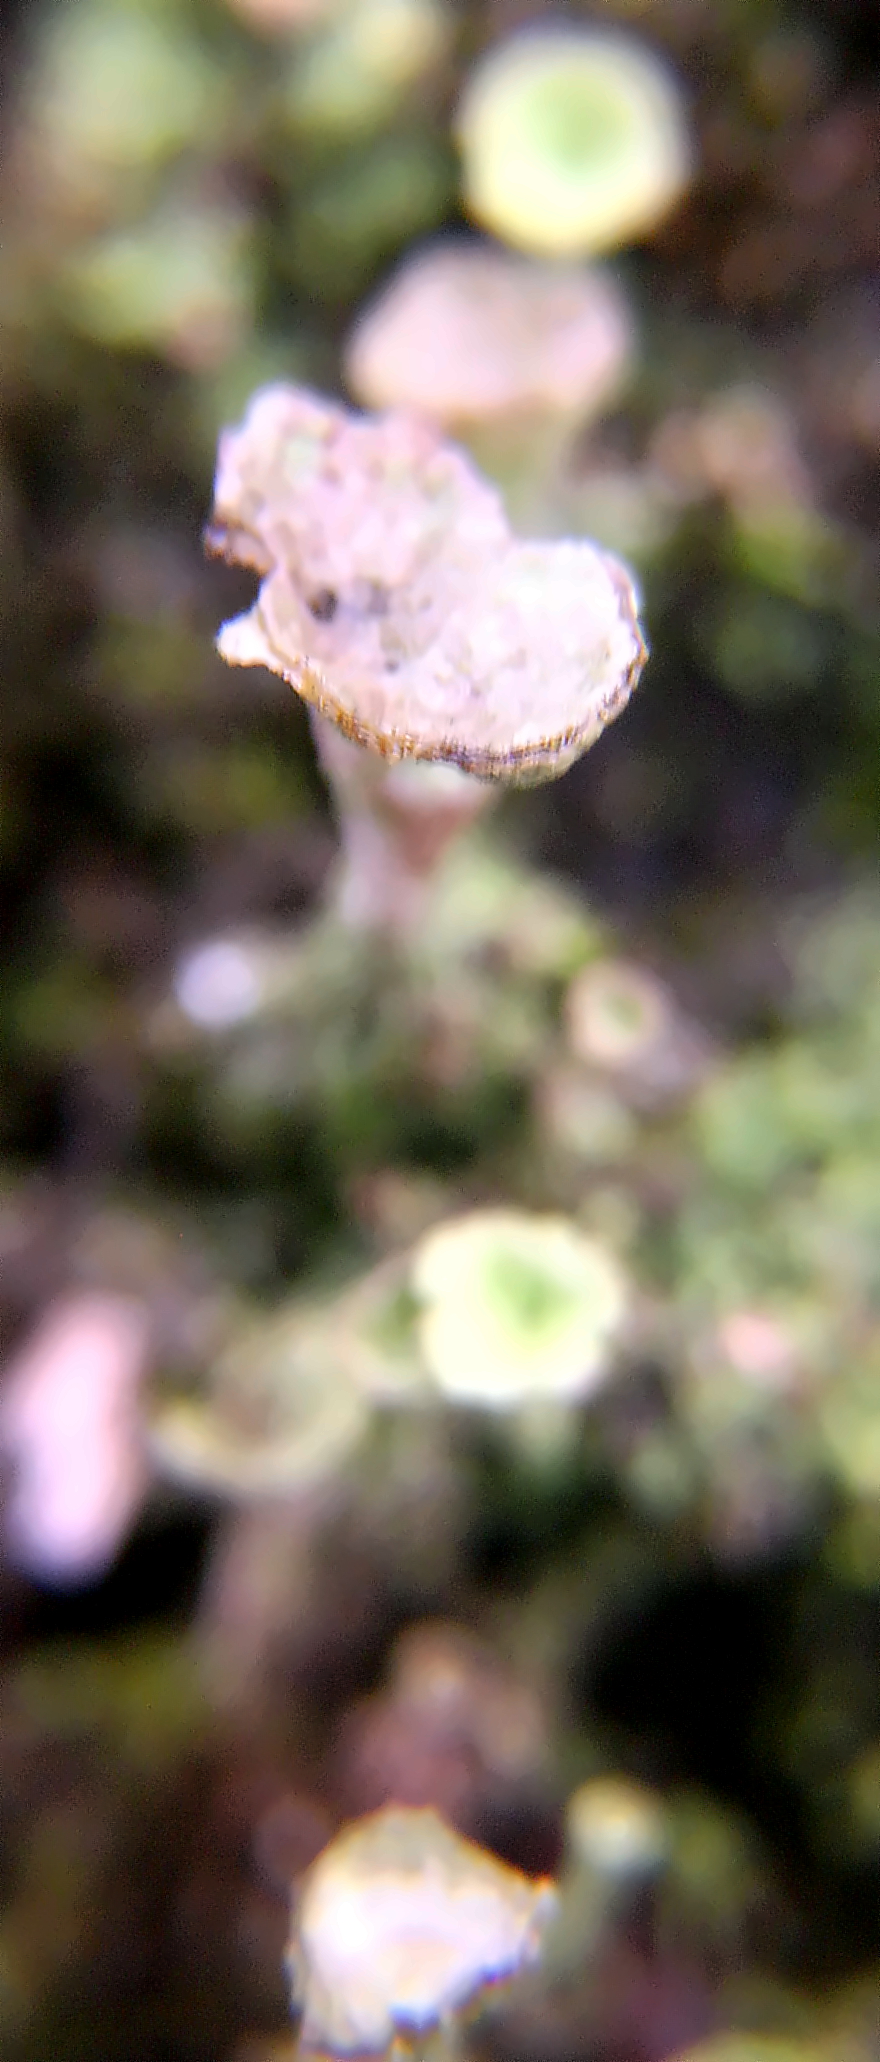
[208, 384, 646, 782]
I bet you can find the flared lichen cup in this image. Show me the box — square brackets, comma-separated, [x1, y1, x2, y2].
[288, 1805, 556, 2056]
[410, 1207, 628, 1409]
[148, 1299, 370, 1500]
[344, 240, 634, 525]
[344, 243, 634, 428]
[456, 27, 691, 259]
[346, 242, 633, 434]
[207, 383, 647, 787]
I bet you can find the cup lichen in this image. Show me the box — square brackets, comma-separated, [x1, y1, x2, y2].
[288, 1805, 556, 2055]
[345, 240, 633, 434]
[207, 383, 647, 783]
[455, 27, 692, 259]
[411, 1207, 628, 1407]
[149, 1299, 370, 1498]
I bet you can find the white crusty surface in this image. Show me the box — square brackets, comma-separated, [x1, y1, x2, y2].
[208, 383, 647, 783]
[290, 1805, 555, 2054]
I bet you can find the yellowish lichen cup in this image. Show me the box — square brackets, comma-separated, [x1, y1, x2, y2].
[411, 1207, 628, 1408]
[149, 1299, 370, 1499]
[456, 28, 691, 258]
[566, 1776, 668, 1880]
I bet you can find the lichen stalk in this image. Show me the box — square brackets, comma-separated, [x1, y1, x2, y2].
[310, 712, 496, 933]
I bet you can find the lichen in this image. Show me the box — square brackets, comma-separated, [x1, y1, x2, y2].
[208, 383, 646, 782]
[455, 27, 691, 258]
[411, 1206, 628, 1406]
[288, 1805, 555, 2054]
[345, 241, 633, 429]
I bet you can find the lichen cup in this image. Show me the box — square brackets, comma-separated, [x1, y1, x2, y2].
[344, 239, 634, 528]
[288, 1805, 556, 2057]
[456, 27, 692, 260]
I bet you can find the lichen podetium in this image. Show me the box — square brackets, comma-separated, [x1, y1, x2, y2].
[207, 383, 647, 785]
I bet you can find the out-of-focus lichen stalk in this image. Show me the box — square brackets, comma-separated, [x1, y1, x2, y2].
[156, 1298, 373, 1717]
[196, 1495, 323, 1718]
[540, 1777, 669, 1983]
[311, 713, 496, 931]
[389, 2030, 466, 2062]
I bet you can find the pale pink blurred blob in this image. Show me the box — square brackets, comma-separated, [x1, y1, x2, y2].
[717, 1309, 797, 1390]
[345, 242, 633, 431]
[0, 1294, 150, 1584]
[649, 385, 813, 513]
[224, 0, 337, 31]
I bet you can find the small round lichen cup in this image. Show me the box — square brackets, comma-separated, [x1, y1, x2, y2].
[564, 958, 712, 1108]
[566, 959, 670, 1072]
[287, 1804, 556, 2056]
[58, 198, 255, 372]
[455, 27, 692, 259]
[410, 1207, 628, 1412]
[566, 1776, 669, 1883]
[16, 0, 229, 225]
[148, 1297, 370, 1499]
[344, 239, 634, 524]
